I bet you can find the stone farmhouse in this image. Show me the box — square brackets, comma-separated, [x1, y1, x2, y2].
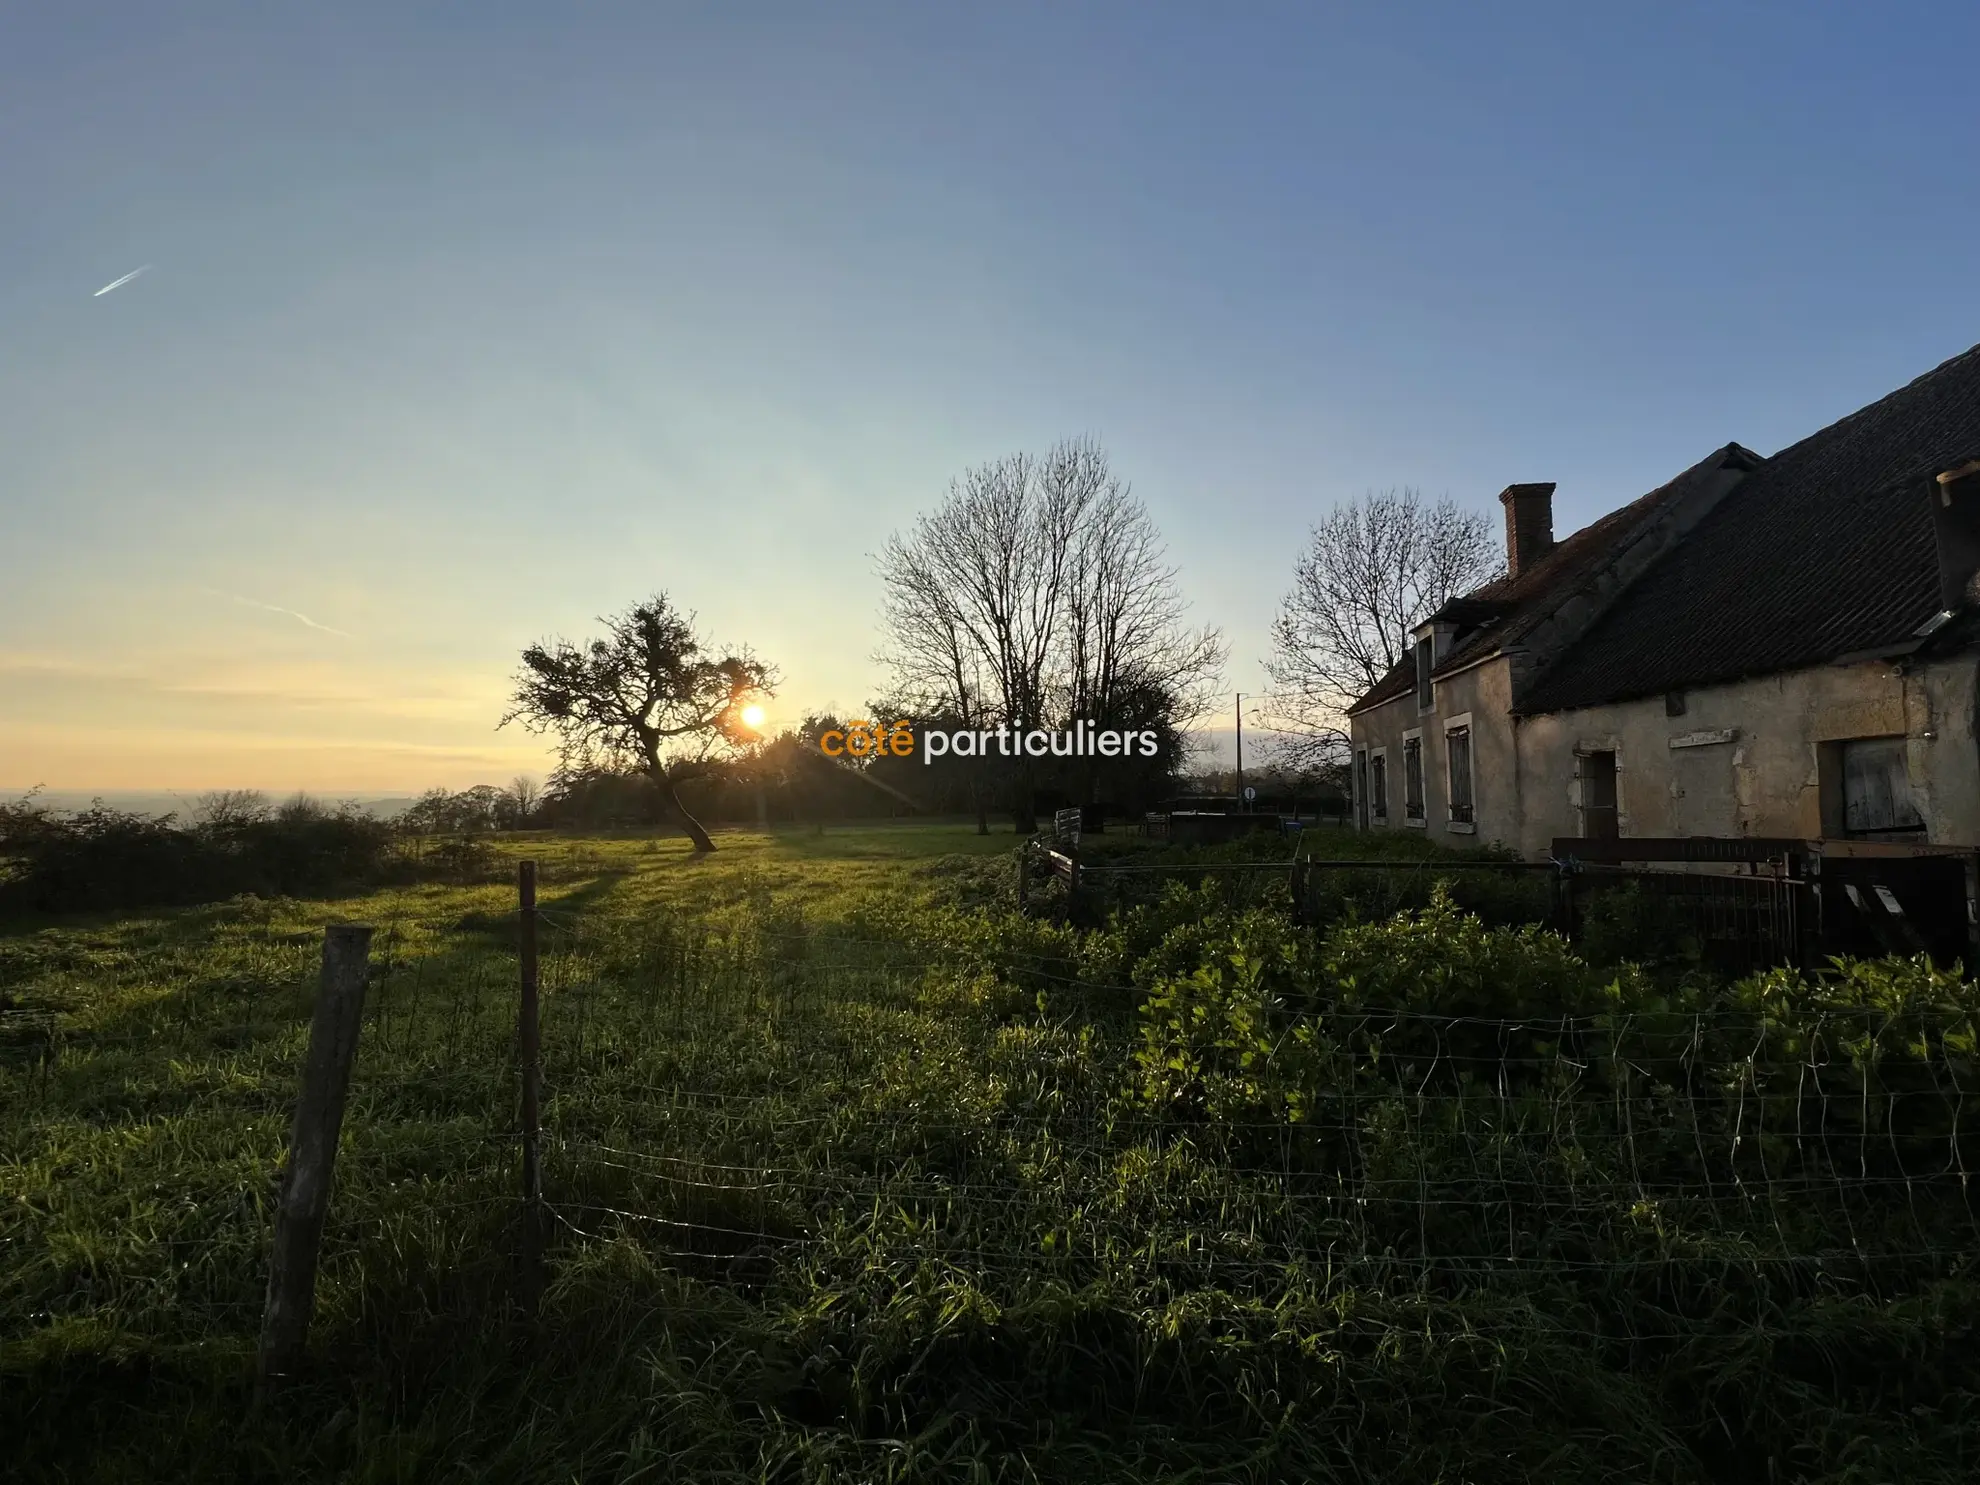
[1345, 341, 1980, 858]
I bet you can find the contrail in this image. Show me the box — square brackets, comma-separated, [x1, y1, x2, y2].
[93, 266, 150, 297]
[201, 587, 350, 637]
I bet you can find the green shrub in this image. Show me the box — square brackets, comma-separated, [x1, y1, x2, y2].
[1134, 907, 1328, 1124]
[0, 803, 413, 914]
[1717, 954, 1980, 1175]
[1320, 884, 1597, 1019]
[1576, 879, 1704, 968]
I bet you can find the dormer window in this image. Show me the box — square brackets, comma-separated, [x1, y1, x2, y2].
[1415, 637, 1435, 709]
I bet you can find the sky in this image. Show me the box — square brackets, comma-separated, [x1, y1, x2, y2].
[6, 1, 1980, 795]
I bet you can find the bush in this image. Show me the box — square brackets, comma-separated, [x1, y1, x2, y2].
[1320, 884, 1600, 1021]
[1134, 906, 1321, 1124]
[1717, 954, 1980, 1175]
[1575, 879, 1703, 968]
[1135, 888, 1627, 1132]
[0, 800, 409, 914]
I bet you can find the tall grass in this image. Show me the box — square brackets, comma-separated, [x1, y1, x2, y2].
[2, 830, 1976, 1482]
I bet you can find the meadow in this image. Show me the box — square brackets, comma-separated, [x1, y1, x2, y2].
[3, 821, 1978, 1483]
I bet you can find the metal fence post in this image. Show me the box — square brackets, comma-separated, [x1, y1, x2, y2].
[258, 923, 373, 1394]
[517, 860, 545, 1321]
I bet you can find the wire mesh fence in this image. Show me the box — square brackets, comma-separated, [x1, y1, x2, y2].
[6, 868, 1979, 1374]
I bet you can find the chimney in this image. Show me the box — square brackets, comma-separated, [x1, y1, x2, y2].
[1499, 482, 1556, 577]
[1934, 461, 1980, 611]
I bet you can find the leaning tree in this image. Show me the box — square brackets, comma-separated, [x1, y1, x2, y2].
[500, 593, 776, 853]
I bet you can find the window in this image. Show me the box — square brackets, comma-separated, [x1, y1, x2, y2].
[1415, 637, 1434, 709]
[1370, 752, 1388, 820]
[1402, 735, 1424, 822]
[1354, 749, 1370, 830]
[1841, 738, 1924, 838]
[1446, 724, 1474, 825]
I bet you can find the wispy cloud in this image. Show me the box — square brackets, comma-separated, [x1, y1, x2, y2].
[92, 265, 151, 297]
[200, 587, 350, 637]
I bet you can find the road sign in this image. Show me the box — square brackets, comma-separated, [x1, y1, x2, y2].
[1242, 786, 1256, 802]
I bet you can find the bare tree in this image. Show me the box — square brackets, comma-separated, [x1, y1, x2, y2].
[1263, 488, 1499, 766]
[194, 789, 271, 831]
[500, 775, 541, 829]
[276, 792, 327, 823]
[878, 438, 1223, 830]
[1059, 451, 1225, 750]
[877, 447, 1067, 833]
[501, 594, 776, 853]
[873, 502, 1001, 833]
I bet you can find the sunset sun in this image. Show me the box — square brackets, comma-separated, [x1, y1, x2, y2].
[740, 703, 766, 730]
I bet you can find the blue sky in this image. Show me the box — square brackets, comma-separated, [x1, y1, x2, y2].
[5, 1, 1979, 791]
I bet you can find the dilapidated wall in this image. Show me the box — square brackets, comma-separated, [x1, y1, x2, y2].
[1347, 655, 1524, 850]
[1509, 654, 1980, 856]
[1351, 650, 1980, 857]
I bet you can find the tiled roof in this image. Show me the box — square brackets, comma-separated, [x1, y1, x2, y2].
[1348, 653, 1418, 715]
[1345, 444, 1755, 716]
[1520, 341, 1980, 714]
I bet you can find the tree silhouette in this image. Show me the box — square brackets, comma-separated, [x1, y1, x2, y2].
[501, 594, 776, 853]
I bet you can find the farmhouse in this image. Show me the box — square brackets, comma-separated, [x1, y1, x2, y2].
[1345, 341, 1980, 858]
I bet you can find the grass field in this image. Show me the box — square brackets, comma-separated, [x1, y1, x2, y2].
[4, 822, 1979, 1483]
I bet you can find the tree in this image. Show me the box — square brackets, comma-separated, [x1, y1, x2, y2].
[1263, 488, 1499, 768]
[875, 450, 1060, 832]
[877, 439, 1223, 832]
[501, 593, 776, 853]
[497, 775, 541, 829]
[1058, 459, 1225, 803]
[193, 789, 271, 832]
[402, 786, 499, 836]
[276, 792, 327, 823]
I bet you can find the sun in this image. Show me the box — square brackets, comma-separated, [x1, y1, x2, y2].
[740, 703, 766, 730]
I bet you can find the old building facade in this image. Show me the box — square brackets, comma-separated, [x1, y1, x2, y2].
[1346, 343, 1980, 856]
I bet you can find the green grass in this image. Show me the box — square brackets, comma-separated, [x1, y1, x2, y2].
[3, 822, 1977, 1483]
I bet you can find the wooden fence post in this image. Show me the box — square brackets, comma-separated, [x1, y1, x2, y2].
[1963, 853, 1980, 977]
[257, 923, 373, 1394]
[1016, 843, 1030, 912]
[517, 860, 545, 1321]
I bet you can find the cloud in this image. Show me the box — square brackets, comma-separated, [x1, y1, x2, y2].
[200, 587, 350, 637]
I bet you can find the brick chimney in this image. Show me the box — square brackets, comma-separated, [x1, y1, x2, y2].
[1499, 482, 1556, 577]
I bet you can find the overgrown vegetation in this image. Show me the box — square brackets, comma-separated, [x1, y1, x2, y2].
[3, 825, 1975, 1482]
[0, 790, 506, 915]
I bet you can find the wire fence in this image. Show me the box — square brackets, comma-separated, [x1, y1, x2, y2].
[6, 867, 1979, 1365]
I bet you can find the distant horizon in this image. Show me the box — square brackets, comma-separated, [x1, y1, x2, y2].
[1, 722, 1310, 805]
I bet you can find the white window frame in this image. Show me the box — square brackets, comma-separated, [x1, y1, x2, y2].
[1401, 727, 1426, 828]
[1443, 712, 1476, 834]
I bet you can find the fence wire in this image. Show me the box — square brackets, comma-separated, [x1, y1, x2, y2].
[5, 888, 1978, 1364]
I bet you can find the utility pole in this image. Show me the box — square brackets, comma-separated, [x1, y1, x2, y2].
[1234, 692, 1244, 811]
